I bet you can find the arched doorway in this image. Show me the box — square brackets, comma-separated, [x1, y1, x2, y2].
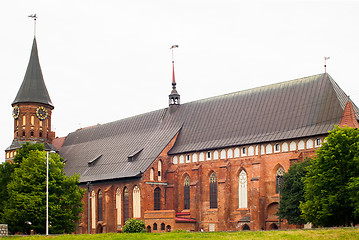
[242, 224, 250, 230]
[269, 223, 278, 230]
[166, 225, 171, 232]
[147, 226, 151, 232]
[96, 223, 103, 233]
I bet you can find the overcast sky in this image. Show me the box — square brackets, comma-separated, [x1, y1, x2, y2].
[1, 1, 359, 163]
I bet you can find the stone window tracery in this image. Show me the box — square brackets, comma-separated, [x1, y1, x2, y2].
[239, 170, 248, 208]
[276, 167, 285, 194]
[184, 176, 190, 209]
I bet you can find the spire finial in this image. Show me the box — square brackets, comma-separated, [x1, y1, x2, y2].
[28, 14, 37, 37]
[169, 45, 180, 106]
[324, 56, 330, 73]
[170, 45, 179, 84]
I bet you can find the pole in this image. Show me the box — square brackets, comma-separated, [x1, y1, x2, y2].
[46, 151, 49, 235]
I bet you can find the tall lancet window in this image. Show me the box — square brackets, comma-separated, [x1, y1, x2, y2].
[133, 186, 141, 218]
[276, 167, 285, 194]
[91, 190, 96, 229]
[239, 170, 248, 208]
[154, 187, 161, 210]
[123, 187, 129, 222]
[209, 172, 218, 209]
[184, 176, 191, 209]
[116, 188, 121, 227]
[97, 190, 103, 221]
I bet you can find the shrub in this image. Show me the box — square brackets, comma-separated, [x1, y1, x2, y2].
[122, 219, 146, 233]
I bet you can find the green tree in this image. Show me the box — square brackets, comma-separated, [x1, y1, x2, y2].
[300, 126, 359, 227]
[3, 148, 85, 234]
[277, 159, 311, 225]
[0, 142, 43, 222]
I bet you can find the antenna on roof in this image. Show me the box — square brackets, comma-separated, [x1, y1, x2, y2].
[324, 56, 330, 73]
[28, 14, 37, 37]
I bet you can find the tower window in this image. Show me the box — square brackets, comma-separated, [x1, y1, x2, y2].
[31, 116, 34, 125]
[30, 131, 34, 137]
[22, 131, 25, 137]
[39, 132, 43, 138]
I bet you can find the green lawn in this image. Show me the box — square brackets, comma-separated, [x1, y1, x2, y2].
[4, 228, 359, 240]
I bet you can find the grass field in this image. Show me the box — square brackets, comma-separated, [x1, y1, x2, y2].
[3, 228, 359, 240]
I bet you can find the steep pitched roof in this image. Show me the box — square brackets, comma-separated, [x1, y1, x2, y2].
[61, 73, 358, 182]
[12, 38, 53, 107]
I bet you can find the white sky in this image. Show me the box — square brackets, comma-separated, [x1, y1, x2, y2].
[1, 1, 359, 163]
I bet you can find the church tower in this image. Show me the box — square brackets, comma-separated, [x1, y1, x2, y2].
[5, 37, 56, 161]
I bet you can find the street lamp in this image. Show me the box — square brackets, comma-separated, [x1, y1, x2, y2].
[46, 150, 56, 235]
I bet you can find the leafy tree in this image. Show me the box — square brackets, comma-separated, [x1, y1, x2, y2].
[3, 147, 85, 234]
[277, 159, 311, 225]
[122, 219, 146, 233]
[300, 126, 359, 227]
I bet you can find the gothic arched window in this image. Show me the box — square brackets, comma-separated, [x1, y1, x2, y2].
[154, 187, 161, 210]
[115, 188, 121, 227]
[276, 167, 285, 194]
[123, 187, 129, 222]
[209, 172, 217, 209]
[239, 170, 248, 208]
[97, 190, 103, 221]
[184, 176, 190, 209]
[133, 186, 141, 218]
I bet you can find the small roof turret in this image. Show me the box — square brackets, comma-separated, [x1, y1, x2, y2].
[12, 37, 53, 108]
[169, 45, 180, 106]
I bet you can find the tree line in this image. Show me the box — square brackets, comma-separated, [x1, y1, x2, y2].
[278, 126, 359, 227]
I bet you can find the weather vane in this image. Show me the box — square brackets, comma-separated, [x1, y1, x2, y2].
[324, 56, 330, 73]
[170, 45, 179, 63]
[28, 14, 37, 36]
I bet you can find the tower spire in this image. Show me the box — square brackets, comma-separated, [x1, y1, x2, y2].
[169, 45, 180, 106]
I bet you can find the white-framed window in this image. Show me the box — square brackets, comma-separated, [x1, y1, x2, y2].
[116, 188, 121, 228]
[179, 155, 184, 164]
[227, 149, 233, 158]
[220, 150, 226, 159]
[213, 151, 219, 160]
[306, 139, 313, 149]
[266, 144, 272, 154]
[282, 142, 288, 152]
[173, 156, 178, 164]
[91, 190, 96, 229]
[289, 141, 296, 151]
[150, 168, 154, 181]
[192, 153, 198, 162]
[133, 186, 141, 218]
[248, 146, 254, 156]
[274, 143, 280, 152]
[242, 147, 247, 156]
[298, 140, 305, 150]
[315, 138, 321, 147]
[158, 160, 162, 181]
[234, 148, 240, 158]
[207, 151, 211, 160]
[199, 152, 205, 161]
[239, 170, 248, 208]
[186, 154, 191, 163]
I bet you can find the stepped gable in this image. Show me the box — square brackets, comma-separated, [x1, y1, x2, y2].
[61, 73, 358, 182]
[12, 37, 53, 107]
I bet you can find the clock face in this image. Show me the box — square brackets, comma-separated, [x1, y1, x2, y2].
[36, 106, 48, 120]
[12, 106, 20, 119]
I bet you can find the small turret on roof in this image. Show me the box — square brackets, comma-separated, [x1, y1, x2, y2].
[169, 45, 180, 106]
[12, 37, 53, 108]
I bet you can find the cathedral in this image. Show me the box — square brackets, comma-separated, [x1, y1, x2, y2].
[5, 37, 359, 233]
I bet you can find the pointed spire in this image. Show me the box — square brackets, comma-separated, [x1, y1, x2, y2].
[12, 37, 53, 107]
[169, 45, 180, 106]
[338, 101, 359, 128]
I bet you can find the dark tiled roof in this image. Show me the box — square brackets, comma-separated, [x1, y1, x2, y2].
[6, 140, 58, 152]
[12, 38, 53, 107]
[61, 73, 358, 182]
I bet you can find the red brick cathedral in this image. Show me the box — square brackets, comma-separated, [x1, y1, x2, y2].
[6, 38, 359, 233]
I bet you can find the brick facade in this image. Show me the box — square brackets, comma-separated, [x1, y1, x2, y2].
[77, 135, 323, 233]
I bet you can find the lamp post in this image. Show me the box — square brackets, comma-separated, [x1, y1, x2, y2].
[46, 150, 56, 235]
